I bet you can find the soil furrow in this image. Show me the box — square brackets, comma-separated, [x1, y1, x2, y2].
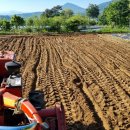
[0, 34, 129, 130]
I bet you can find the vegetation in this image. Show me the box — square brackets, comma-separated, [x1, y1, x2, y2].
[43, 5, 62, 18]
[11, 15, 25, 29]
[61, 9, 74, 18]
[98, 26, 130, 33]
[0, 0, 129, 34]
[86, 4, 99, 18]
[26, 17, 34, 27]
[0, 19, 11, 31]
[99, 0, 129, 26]
[64, 15, 87, 32]
[48, 16, 64, 32]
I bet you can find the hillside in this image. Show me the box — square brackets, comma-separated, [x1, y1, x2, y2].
[98, 1, 112, 13]
[0, 1, 113, 19]
[0, 15, 10, 20]
[0, 12, 42, 20]
[62, 3, 86, 15]
[62, 1, 112, 14]
[16, 12, 42, 18]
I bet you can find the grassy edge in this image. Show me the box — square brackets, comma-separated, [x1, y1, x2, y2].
[0, 27, 129, 35]
[97, 26, 130, 33]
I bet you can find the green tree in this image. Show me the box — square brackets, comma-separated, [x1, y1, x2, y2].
[44, 9, 53, 18]
[65, 15, 87, 32]
[51, 5, 62, 16]
[40, 16, 49, 28]
[43, 5, 62, 17]
[0, 20, 2, 29]
[98, 13, 107, 25]
[86, 4, 99, 18]
[11, 15, 25, 29]
[48, 16, 64, 32]
[101, 0, 129, 26]
[89, 19, 97, 25]
[33, 16, 41, 31]
[61, 9, 74, 18]
[31, 16, 49, 32]
[1, 20, 11, 31]
[26, 17, 34, 27]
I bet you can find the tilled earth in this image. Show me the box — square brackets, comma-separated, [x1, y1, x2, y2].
[0, 34, 130, 130]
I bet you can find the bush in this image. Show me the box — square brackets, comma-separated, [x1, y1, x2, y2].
[98, 26, 130, 33]
[101, 0, 129, 26]
[64, 15, 87, 32]
[24, 27, 33, 32]
[1, 20, 11, 31]
[34, 28, 42, 32]
[89, 20, 97, 25]
[98, 14, 107, 25]
[11, 15, 25, 29]
[42, 29, 48, 33]
[48, 16, 64, 32]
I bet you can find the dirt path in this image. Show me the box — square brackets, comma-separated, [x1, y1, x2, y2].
[0, 34, 130, 130]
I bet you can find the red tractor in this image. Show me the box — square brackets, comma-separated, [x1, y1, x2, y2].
[0, 51, 66, 130]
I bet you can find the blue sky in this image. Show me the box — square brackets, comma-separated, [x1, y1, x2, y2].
[0, 0, 110, 13]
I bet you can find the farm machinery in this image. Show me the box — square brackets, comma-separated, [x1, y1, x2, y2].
[0, 51, 66, 130]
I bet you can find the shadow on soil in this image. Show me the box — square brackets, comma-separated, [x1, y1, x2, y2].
[69, 76, 106, 130]
[67, 122, 105, 130]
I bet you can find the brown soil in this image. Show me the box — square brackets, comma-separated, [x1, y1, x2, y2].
[0, 34, 130, 130]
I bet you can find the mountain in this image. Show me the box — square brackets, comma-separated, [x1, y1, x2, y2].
[0, 10, 22, 15]
[62, 1, 112, 15]
[0, 15, 10, 20]
[0, 12, 42, 20]
[98, 1, 112, 13]
[62, 3, 86, 15]
[16, 12, 42, 18]
[0, 1, 113, 20]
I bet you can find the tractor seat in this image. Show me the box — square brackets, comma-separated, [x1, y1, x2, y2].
[0, 51, 15, 77]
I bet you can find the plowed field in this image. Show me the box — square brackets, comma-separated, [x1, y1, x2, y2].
[0, 34, 130, 130]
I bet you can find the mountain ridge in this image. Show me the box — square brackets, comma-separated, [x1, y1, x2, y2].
[0, 1, 112, 19]
[62, 2, 86, 15]
[98, 1, 112, 13]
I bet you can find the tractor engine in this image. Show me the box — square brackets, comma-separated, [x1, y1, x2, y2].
[0, 51, 22, 97]
[5, 61, 22, 88]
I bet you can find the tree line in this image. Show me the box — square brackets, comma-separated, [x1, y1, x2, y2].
[0, 0, 129, 33]
[99, 0, 129, 27]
